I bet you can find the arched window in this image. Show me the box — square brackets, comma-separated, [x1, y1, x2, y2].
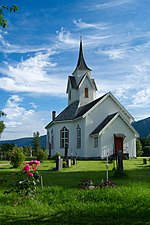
[60, 126, 69, 148]
[77, 125, 81, 148]
[94, 136, 98, 148]
[85, 87, 88, 98]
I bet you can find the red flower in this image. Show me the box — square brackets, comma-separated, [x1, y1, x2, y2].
[32, 165, 37, 171]
[34, 160, 40, 166]
[23, 165, 30, 172]
[27, 172, 34, 177]
[28, 160, 34, 165]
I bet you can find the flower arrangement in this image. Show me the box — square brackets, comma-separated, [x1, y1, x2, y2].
[23, 160, 40, 177]
[4, 160, 41, 201]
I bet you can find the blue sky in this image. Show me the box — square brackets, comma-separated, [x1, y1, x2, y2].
[0, 0, 150, 140]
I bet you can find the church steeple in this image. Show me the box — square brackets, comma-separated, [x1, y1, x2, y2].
[72, 36, 91, 74]
[67, 36, 97, 107]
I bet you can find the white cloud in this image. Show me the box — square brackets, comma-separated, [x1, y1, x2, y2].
[132, 89, 150, 106]
[0, 52, 66, 96]
[0, 29, 55, 54]
[30, 102, 38, 109]
[89, 0, 130, 10]
[97, 47, 127, 60]
[73, 19, 109, 30]
[56, 27, 78, 46]
[1, 95, 49, 140]
[3, 95, 34, 127]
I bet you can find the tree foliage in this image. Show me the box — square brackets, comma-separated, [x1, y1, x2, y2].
[36, 148, 47, 162]
[136, 138, 143, 156]
[145, 134, 150, 146]
[10, 146, 25, 168]
[0, 143, 15, 159]
[0, 111, 6, 137]
[33, 132, 41, 155]
[0, 3, 18, 28]
[143, 146, 150, 157]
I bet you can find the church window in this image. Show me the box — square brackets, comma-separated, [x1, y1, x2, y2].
[69, 90, 71, 100]
[85, 87, 88, 98]
[77, 125, 81, 148]
[94, 137, 98, 148]
[51, 129, 54, 149]
[60, 126, 69, 148]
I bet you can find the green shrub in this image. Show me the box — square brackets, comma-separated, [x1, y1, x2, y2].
[10, 146, 25, 168]
[143, 146, 150, 156]
[51, 151, 62, 160]
[36, 148, 47, 162]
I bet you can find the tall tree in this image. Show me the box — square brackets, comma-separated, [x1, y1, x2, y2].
[136, 138, 143, 156]
[145, 134, 150, 146]
[33, 132, 41, 155]
[0, 3, 18, 28]
[0, 111, 6, 138]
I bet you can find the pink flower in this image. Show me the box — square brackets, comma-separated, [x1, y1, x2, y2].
[32, 165, 37, 171]
[28, 160, 34, 165]
[28, 160, 40, 166]
[23, 165, 30, 172]
[24, 162, 26, 165]
[27, 172, 34, 177]
[34, 160, 40, 166]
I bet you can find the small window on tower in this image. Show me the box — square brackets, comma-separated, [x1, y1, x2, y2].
[69, 90, 71, 100]
[85, 87, 88, 98]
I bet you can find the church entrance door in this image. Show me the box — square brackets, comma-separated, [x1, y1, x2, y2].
[114, 134, 125, 153]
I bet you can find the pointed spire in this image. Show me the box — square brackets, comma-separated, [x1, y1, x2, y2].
[72, 36, 91, 74]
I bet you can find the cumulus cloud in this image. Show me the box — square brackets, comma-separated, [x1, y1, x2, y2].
[1, 95, 49, 140]
[132, 89, 150, 106]
[3, 95, 34, 127]
[0, 52, 66, 95]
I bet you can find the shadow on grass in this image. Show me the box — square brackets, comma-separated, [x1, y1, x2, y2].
[1, 167, 150, 191]
[1, 208, 150, 225]
[0, 158, 150, 190]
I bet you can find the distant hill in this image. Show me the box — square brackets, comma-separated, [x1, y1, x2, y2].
[0, 135, 46, 148]
[132, 117, 150, 138]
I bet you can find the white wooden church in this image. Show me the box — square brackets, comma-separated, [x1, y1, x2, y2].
[45, 38, 138, 159]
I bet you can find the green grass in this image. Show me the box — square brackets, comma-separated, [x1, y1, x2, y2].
[0, 158, 150, 225]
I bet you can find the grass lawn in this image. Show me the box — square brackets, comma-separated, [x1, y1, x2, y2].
[0, 158, 150, 225]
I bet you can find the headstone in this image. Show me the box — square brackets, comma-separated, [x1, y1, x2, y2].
[67, 159, 71, 167]
[72, 158, 77, 165]
[56, 156, 63, 171]
[117, 150, 123, 174]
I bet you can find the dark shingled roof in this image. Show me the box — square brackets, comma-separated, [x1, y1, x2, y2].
[75, 94, 107, 118]
[69, 76, 77, 89]
[55, 101, 79, 121]
[91, 79, 98, 91]
[73, 39, 91, 73]
[90, 113, 118, 135]
[45, 93, 107, 128]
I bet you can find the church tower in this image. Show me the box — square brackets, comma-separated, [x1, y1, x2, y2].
[66, 37, 97, 106]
